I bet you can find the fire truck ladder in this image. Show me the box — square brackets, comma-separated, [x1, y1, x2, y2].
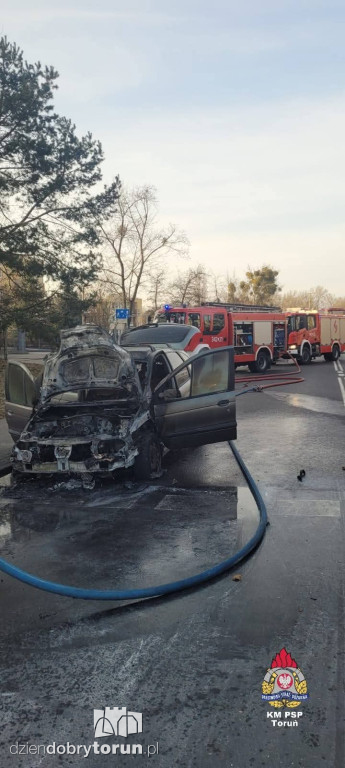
[201, 302, 282, 313]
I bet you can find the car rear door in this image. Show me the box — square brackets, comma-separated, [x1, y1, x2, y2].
[153, 347, 236, 449]
[5, 362, 36, 439]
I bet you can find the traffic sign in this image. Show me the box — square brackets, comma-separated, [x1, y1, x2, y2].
[115, 308, 130, 319]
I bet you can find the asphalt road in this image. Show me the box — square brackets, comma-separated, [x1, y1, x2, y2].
[0, 357, 344, 768]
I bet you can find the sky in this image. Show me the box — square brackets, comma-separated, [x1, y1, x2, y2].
[2, 0, 345, 294]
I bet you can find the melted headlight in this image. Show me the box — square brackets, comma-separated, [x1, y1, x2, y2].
[17, 449, 33, 463]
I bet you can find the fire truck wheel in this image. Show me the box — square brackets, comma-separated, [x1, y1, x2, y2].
[300, 345, 312, 365]
[331, 345, 340, 361]
[249, 350, 270, 373]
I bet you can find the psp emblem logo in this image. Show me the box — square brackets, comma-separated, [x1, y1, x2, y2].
[262, 647, 309, 708]
[94, 707, 143, 738]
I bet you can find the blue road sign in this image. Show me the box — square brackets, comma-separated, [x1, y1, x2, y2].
[115, 308, 130, 319]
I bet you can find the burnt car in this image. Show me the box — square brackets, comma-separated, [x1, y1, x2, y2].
[4, 325, 237, 481]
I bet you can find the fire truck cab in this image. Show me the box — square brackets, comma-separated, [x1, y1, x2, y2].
[154, 303, 287, 373]
[285, 308, 345, 363]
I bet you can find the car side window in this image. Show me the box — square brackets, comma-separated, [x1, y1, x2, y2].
[175, 367, 190, 388]
[166, 351, 190, 388]
[155, 350, 231, 401]
[6, 364, 35, 406]
[26, 375, 36, 405]
[191, 350, 229, 396]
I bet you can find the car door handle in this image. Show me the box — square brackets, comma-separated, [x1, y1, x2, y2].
[218, 399, 230, 406]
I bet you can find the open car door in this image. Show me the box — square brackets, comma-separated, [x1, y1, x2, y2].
[5, 362, 37, 440]
[153, 347, 237, 449]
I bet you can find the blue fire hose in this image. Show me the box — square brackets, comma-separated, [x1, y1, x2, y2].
[0, 438, 268, 600]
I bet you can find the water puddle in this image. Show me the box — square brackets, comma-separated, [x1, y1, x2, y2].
[0, 475, 261, 587]
[264, 391, 345, 416]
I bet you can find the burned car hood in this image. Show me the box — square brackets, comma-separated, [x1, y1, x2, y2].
[40, 325, 142, 403]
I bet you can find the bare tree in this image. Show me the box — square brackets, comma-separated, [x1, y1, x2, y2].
[100, 186, 189, 324]
[82, 286, 118, 330]
[280, 286, 333, 311]
[169, 270, 193, 305]
[208, 272, 229, 303]
[331, 294, 345, 309]
[192, 265, 209, 305]
[146, 268, 168, 313]
[169, 264, 209, 305]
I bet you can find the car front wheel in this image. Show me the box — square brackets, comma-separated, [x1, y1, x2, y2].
[134, 431, 162, 481]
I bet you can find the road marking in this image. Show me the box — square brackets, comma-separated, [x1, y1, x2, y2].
[277, 500, 341, 517]
[333, 361, 345, 406]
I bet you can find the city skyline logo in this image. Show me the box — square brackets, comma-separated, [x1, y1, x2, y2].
[94, 707, 143, 739]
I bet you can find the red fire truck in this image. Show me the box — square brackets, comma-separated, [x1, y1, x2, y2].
[154, 303, 287, 372]
[285, 308, 345, 364]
